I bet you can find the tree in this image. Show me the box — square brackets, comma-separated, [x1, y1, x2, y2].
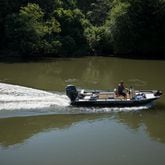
[127, 0, 165, 56]
[77, 0, 96, 13]
[0, 0, 29, 49]
[2, 0, 165, 57]
[84, 26, 112, 55]
[86, 0, 112, 26]
[106, 0, 165, 56]
[53, 8, 88, 55]
[5, 3, 61, 55]
[106, 1, 132, 54]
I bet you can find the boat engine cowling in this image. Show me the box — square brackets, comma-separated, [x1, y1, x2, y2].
[66, 85, 78, 102]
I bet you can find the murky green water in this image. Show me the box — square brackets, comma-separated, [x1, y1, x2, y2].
[0, 56, 165, 91]
[0, 57, 165, 165]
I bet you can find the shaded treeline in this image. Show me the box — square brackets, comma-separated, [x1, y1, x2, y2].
[0, 0, 165, 58]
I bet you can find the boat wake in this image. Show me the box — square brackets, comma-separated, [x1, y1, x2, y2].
[0, 83, 69, 111]
[77, 105, 151, 113]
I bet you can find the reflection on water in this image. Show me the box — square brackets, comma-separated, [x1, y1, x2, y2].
[115, 110, 165, 143]
[0, 111, 165, 148]
[0, 114, 105, 147]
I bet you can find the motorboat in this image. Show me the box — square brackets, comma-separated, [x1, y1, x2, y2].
[66, 85, 162, 107]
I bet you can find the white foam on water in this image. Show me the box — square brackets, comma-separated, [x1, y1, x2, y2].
[78, 105, 150, 113]
[0, 83, 70, 110]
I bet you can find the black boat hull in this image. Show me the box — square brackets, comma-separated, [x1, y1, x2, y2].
[71, 97, 158, 107]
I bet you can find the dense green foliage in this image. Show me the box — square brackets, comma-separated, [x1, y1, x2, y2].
[106, 0, 165, 56]
[0, 0, 165, 58]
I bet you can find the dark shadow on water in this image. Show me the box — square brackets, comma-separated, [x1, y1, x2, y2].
[0, 56, 75, 64]
[0, 56, 51, 64]
[1, 54, 165, 64]
[116, 54, 165, 61]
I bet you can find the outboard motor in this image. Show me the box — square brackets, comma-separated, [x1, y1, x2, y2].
[66, 85, 78, 102]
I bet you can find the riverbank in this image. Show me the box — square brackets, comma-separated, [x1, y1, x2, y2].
[1, 50, 165, 63]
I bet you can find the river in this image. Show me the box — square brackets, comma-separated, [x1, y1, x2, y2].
[0, 57, 165, 165]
